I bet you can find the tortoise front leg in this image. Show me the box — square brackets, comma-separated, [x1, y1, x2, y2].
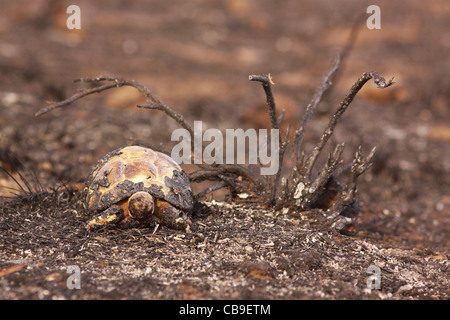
[87, 205, 123, 231]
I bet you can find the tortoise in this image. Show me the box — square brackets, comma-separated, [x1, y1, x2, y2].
[84, 145, 194, 231]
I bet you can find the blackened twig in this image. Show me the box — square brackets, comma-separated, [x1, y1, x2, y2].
[138, 103, 194, 137]
[292, 143, 346, 209]
[35, 82, 117, 116]
[36, 75, 194, 137]
[304, 71, 394, 179]
[272, 124, 290, 207]
[304, 143, 345, 208]
[322, 13, 366, 109]
[295, 53, 340, 160]
[195, 181, 227, 199]
[189, 164, 264, 190]
[249, 74, 278, 130]
[326, 146, 376, 222]
[249, 73, 286, 204]
[349, 145, 377, 180]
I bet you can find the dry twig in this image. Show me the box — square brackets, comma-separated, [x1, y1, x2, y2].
[294, 53, 341, 160]
[249, 73, 292, 206]
[248, 74, 278, 130]
[303, 71, 394, 180]
[36, 76, 194, 136]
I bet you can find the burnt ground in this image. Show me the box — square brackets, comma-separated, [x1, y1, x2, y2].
[0, 0, 449, 300]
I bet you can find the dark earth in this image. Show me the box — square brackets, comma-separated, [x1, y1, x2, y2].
[0, 0, 449, 300]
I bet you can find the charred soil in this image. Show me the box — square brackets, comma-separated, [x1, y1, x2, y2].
[1, 0, 449, 299]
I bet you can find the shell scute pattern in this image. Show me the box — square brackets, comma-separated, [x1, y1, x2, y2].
[84, 146, 194, 214]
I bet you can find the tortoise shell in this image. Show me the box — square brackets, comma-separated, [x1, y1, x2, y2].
[84, 146, 194, 214]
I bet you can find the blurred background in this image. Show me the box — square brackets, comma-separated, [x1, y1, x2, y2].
[0, 1, 449, 250]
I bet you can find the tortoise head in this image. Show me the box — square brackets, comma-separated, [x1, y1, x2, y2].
[127, 191, 155, 223]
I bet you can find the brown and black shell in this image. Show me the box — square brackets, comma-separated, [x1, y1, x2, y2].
[84, 146, 194, 213]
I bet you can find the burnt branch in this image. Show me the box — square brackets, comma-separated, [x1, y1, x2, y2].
[283, 68, 394, 230]
[351, 145, 377, 176]
[189, 164, 264, 190]
[249, 74, 278, 130]
[272, 125, 290, 207]
[321, 14, 366, 109]
[137, 103, 194, 137]
[304, 71, 394, 179]
[36, 75, 194, 136]
[195, 181, 227, 200]
[326, 146, 376, 230]
[295, 53, 340, 160]
[35, 82, 118, 116]
[250, 73, 293, 206]
[304, 143, 345, 207]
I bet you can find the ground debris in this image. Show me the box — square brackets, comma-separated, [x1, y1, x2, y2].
[1, 194, 448, 299]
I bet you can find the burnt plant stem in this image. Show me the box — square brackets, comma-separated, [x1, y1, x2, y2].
[273, 125, 291, 207]
[309, 143, 345, 197]
[189, 164, 264, 191]
[137, 103, 194, 137]
[326, 146, 376, 224]
[249, 74, 278, 130]
[35, 82, 117, 116]
[195, 181, 227, 200]
[250, 73, 289, 206]
[36, 75, 194, 137]
[304, 71, 394, 179]
[295, 53, 340, 160]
